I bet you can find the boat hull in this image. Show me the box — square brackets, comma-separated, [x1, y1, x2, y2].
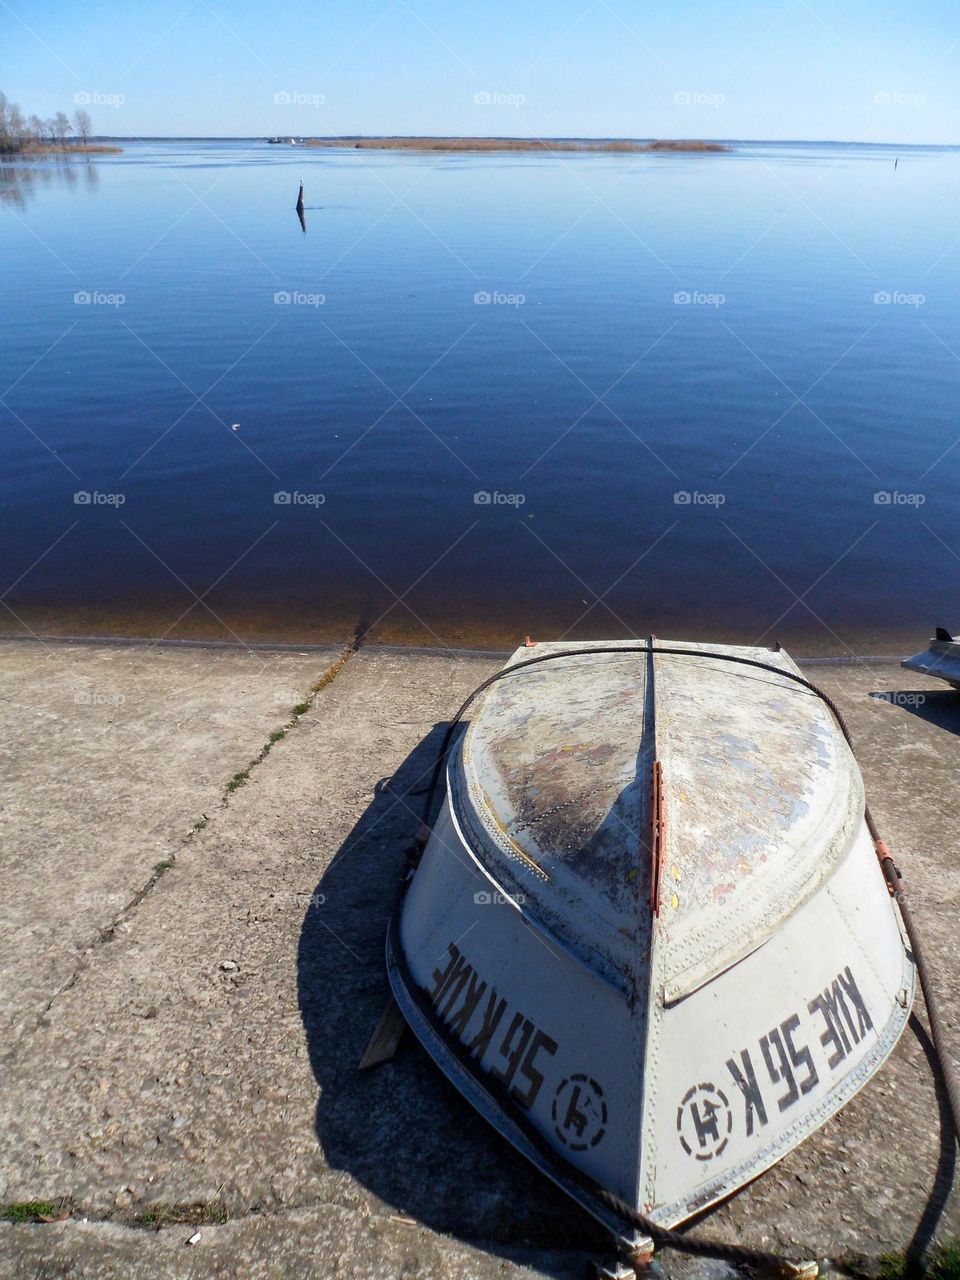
[389, 790, 913, 1237]
[389, 642, 914, 1237]
[902, 636, 960, 689]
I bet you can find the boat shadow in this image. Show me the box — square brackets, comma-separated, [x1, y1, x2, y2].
[296, 723, 605, 1274]
[870, 688, 960, 736]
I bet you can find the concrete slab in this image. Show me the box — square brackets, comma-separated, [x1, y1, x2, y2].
[0, 640, 957, 1278]
[0, 638, 337, 1048]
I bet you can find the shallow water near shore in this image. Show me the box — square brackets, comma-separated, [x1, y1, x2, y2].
[2, 139, 959, 654]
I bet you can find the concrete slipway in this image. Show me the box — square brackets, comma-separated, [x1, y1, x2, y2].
[0, 636, 957, 1280]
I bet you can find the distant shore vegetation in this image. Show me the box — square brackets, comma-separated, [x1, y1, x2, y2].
[0, 92, 122, 155]
[300, 136, 729, 154]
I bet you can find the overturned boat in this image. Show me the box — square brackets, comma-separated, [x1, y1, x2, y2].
[386, 640, 915, 1243]
[902, 627, 960, 689]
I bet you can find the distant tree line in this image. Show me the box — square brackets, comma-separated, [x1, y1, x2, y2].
[0, 92, 93, 152]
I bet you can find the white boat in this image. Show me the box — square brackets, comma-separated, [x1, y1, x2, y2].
[387, 640, 915, 1245]
[902, 628, 960, 688]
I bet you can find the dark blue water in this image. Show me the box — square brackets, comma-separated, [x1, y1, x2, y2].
[2, 140, 959, 651]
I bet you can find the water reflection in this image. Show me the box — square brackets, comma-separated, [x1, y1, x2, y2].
[0, 156, 99, 209]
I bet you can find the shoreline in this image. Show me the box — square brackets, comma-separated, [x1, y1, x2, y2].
[0, 626, 920, 666]
[3, 595, 932, 655]
[10, 142, 124, 155]
[0, 589, 932, 657]
[3, 142, 126, 154]
[300, 136, 730, 153]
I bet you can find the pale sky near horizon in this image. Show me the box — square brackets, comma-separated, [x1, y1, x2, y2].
[3, 0, 958, 145]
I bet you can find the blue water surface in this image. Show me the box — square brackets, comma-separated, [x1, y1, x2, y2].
[1, 139, 958, 650]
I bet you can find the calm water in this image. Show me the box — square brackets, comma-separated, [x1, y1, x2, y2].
[2, 139, 959, 653]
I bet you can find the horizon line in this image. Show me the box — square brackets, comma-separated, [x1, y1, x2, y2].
[83, 134, 958, 148]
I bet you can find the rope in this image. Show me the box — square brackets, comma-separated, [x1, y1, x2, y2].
[894, 889, 960, 1148]
[402, 642, 958, 1274]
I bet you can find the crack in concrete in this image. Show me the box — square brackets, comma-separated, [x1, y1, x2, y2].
[3, 1194, 372, 1232]
[3, 636, 362, 1064]
[220, 636, 358, 804]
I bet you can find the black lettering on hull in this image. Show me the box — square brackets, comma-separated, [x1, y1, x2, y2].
[426, 941, 560, 1115]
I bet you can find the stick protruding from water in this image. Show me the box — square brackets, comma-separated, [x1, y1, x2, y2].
[296, 181, 304, 213]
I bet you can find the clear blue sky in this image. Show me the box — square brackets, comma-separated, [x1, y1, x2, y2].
[3, 0, 957, 143]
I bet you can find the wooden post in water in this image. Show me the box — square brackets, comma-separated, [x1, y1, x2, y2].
[296, 181, 304, 214]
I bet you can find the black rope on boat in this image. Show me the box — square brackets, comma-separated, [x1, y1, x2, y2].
[894, 891, 960, 1153]
[405, 642, 959, 1274]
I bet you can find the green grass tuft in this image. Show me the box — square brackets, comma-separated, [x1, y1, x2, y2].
[136, 1201, 228, 1230]
[878, 1243, 960, 1280]
[930, 1244, 960, 1280]
[5, 1201, 58, 1222]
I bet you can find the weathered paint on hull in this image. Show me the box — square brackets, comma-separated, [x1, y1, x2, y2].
[389, 642, 914, 1237]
